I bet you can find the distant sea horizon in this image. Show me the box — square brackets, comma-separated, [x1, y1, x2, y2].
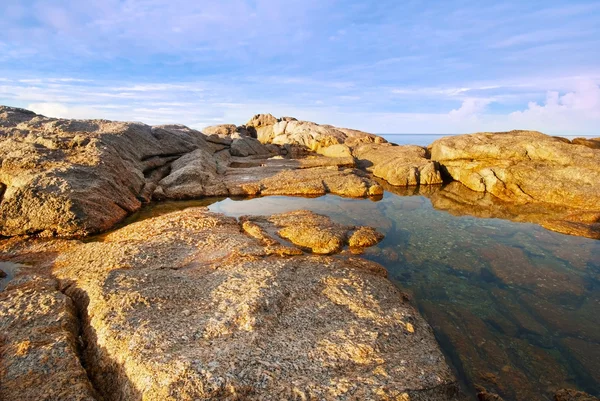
[379, 133, 596, 147]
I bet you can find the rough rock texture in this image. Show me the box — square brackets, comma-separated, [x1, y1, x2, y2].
[431, 130, 600, 210]
[230, 136, 271, 157]
[0, 106, 211, 237]
[0, 266, 97, 401]
[0, 208, 459, 401]
[353, 143, 443, 187]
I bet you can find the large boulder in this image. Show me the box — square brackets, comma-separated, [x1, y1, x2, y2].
[1, 208, 460, 400]
[352, 143, 443, 186]
[431, 130, 600, 210]
[245, 114, 387, 151]
[0, 107, 211, 237]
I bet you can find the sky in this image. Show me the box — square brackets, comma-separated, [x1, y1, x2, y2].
[1, 0, 599, 134]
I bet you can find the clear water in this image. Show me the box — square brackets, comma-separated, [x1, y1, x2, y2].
[0, 262, 21, 291]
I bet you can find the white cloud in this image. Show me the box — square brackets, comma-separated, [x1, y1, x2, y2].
[448, 98, 492, 119]
[26, 102, 101, 119]
[508, 80, 600, 132]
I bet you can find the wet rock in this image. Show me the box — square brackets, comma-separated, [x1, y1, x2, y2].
[560, 337, 600, 386]
[352, 143, 443, 186]
[477, 389, 505, 401]
[480, 244, 586, 297]
[0, 207, 459, 400]
[555, 389, 599, 401]
[431, 130, 600, 211]
[348, 226, 385, 248]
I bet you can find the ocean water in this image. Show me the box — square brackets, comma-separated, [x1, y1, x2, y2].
[125, 191, 600, 401]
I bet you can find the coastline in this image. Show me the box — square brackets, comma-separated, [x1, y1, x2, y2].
[1, 106, 599, 400]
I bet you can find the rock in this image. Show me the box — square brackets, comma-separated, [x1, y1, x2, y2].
[202, 124, 238, 137]
[159, 155, 383, 199]
[0, 272, 97, 400]
[248, 210, 385, 254]
[246, 114, 387, 152]
[0, 268, 5, 278]
[348, 226, 385, 248]
[571, 137, 600, 150]
[270, 120, 347, 151]
[555, 389, 599, 401]
[430, 130, 600, 210]
[0, 106, 209, 237]
[1, 208, 459, 400]
[317, 143, 352, 158]
[477, 389, 506, 401]
[352, 143, 443, 186]
[154, 148, 228, 199]
[203, 124, 252, 139]
[246, 113, 279, 128]
[230, 136, 271, 157]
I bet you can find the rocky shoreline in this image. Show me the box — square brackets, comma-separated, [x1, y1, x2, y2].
[1, 106, 599, 400]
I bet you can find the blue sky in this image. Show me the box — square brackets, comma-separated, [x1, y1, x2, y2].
[1, 0, 599, 134]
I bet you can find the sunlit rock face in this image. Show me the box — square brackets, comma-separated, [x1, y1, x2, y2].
[0, 107, 393, 238]
[0, 106, 212, 237]
[431, 130, 600, 210]
[245, 113, 444, 188]
[0, 208, 459, 401]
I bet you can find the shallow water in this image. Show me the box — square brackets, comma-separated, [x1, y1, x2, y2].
[203, 192, 600, 400]
[0, 262, 21, 291]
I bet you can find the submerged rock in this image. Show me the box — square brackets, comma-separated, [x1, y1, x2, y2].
[555, 389, 599, 401]
[0, 208, 459, 400]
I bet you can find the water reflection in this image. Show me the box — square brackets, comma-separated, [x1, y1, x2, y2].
[208, 191, 600, 401]
[0, 262, 21, 291]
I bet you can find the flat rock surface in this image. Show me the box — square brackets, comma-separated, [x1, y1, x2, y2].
[0, 208, 459, 401]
